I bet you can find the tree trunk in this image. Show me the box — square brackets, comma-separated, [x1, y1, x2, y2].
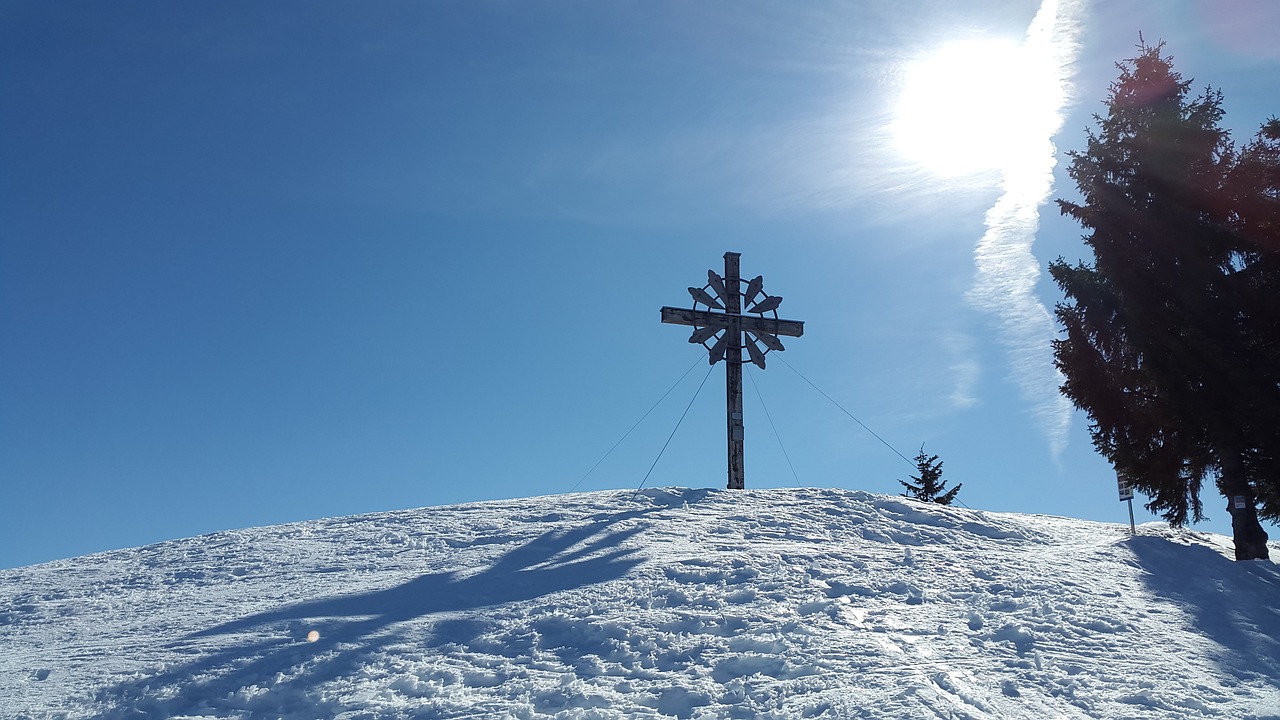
[1226, 497, 1270, 561]
[1220, 452, 1271, 561]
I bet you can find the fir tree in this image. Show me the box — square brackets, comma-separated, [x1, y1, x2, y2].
[1051, 42, 1279, 560]
[899, 447, 961, 505]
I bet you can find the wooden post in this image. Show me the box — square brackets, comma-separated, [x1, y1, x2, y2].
[724, 252, 745, 490]
[1117, 472, 1136, 535]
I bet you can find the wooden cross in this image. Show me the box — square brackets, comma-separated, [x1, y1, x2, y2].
[661, 252, 805, 489]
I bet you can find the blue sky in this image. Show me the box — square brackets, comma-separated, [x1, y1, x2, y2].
[3, 0, 1279, 569]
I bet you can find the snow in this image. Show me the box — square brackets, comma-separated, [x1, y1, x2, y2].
[3, 487, 1280, 719]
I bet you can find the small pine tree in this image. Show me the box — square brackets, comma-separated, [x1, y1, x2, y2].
[899, 446, 961, 505]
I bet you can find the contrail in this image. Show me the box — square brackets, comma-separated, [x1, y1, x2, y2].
[966, 0, 1086, 458]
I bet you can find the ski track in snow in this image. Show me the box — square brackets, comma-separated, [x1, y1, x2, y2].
[3, 487, 1280, 719]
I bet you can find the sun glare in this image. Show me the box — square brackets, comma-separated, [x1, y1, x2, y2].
[891, 39, 1056, 177]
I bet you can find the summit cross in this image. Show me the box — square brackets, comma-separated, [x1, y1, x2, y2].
[660, 252, 805, 489]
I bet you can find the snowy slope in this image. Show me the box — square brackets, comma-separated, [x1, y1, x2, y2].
[3, 487, 1280, 719]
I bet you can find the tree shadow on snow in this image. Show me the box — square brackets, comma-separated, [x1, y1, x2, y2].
[1127, 536, 1280, 688]
[93, 507, 665, 719]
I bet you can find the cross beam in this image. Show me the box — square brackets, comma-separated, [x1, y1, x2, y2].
[660, 251, 805, 489]
[659, 308, 805, 340]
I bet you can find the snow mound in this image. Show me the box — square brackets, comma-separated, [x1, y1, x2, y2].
[3, 487, 1279, 719]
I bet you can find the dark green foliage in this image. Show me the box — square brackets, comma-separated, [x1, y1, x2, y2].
[899, 447, 961, 506]
[1051, 42, 1279, 560]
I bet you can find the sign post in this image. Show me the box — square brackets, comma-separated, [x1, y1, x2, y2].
[1117, 473, 1136, 536]
[660, 252, 805, 489]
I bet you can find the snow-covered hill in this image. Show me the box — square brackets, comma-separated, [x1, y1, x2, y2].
[4, 487, 1280, 719]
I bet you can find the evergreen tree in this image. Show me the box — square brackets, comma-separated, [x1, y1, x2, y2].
[899, 447, 961, 505]
[1223, 118, 1280, 527]
[1051, 43, 1279, 560]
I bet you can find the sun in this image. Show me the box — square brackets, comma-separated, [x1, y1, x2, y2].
[891, 39, 1056, 177]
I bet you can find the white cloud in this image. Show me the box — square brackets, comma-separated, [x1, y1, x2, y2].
[964, 0, 1087, 458]
[944, 332, 981, 411]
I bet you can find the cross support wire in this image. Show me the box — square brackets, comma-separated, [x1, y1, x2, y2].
[660, 251, 805, 489]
